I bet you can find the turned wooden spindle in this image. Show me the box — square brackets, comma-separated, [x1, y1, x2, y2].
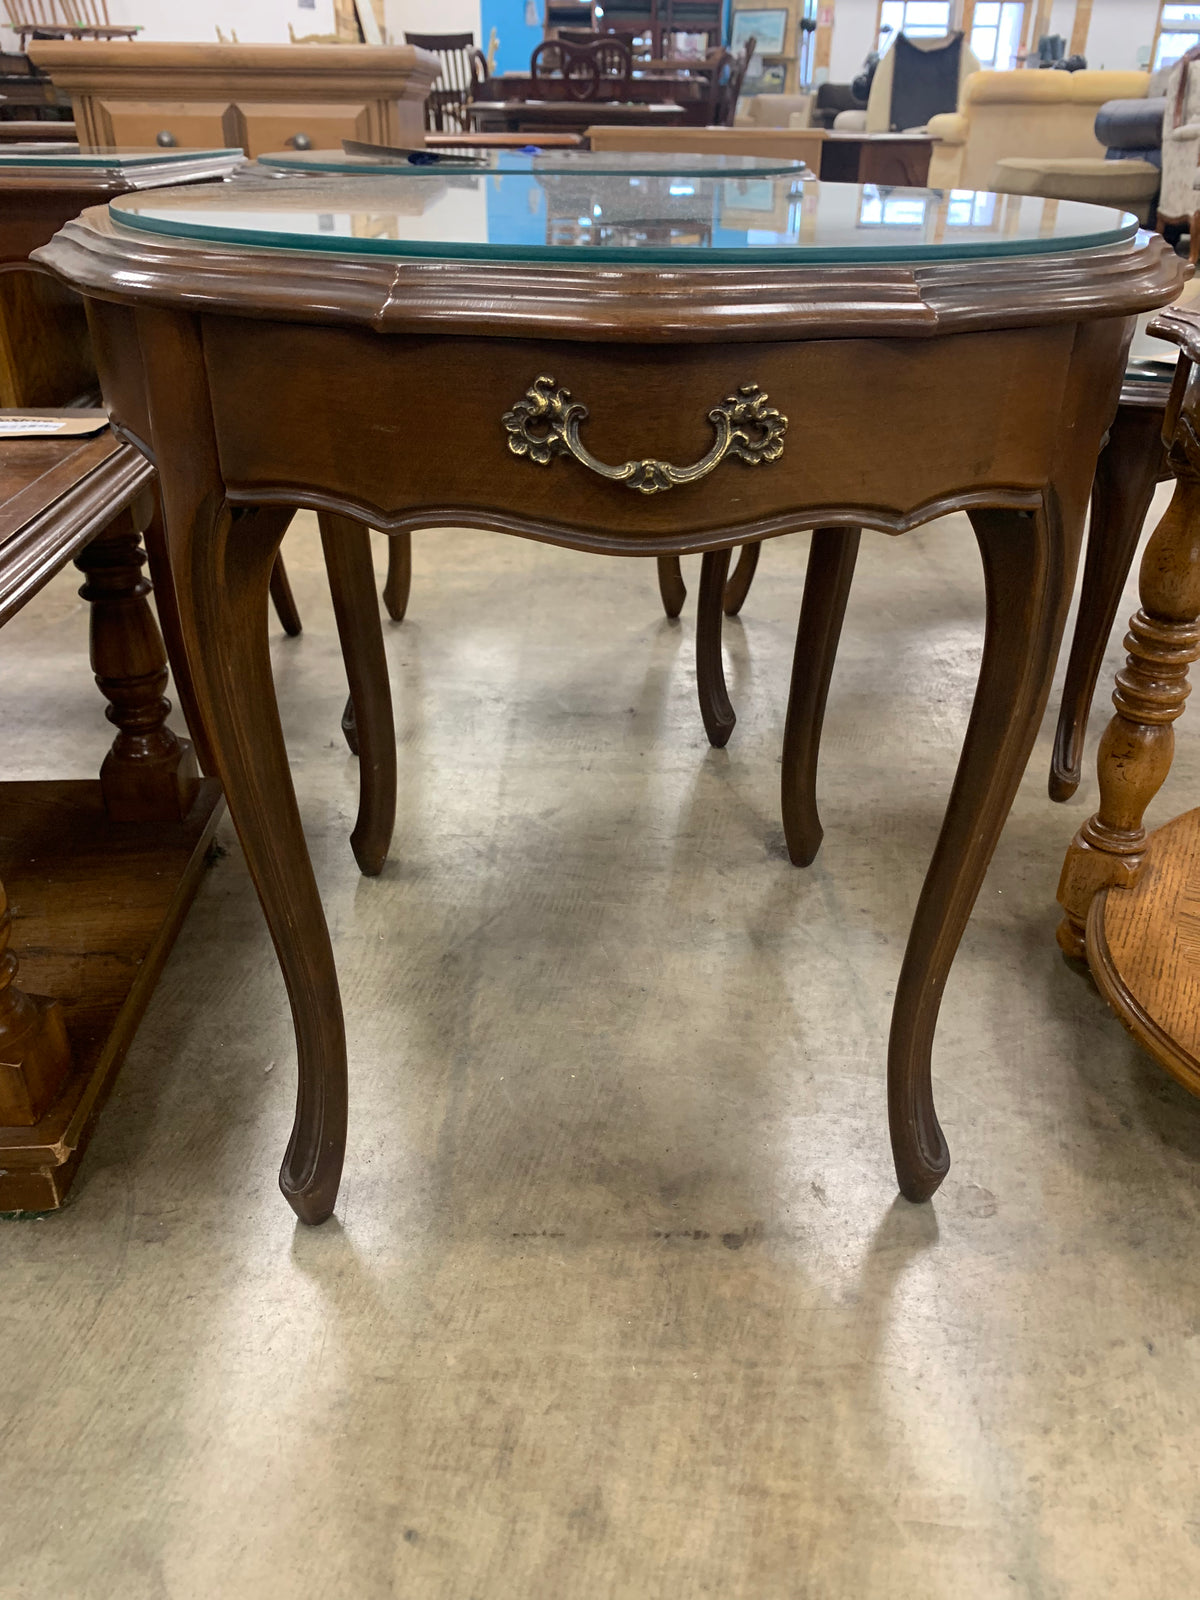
[1057, 378, 1200, 957]
[0, 878, 72, 1127]
[74, 508, 200, 823]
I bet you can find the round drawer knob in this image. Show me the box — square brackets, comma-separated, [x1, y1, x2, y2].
[156, 130, 177, 148]
[288, 133, 312, 150]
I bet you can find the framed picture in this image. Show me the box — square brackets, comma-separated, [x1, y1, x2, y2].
[749, 60, 788, 92]
[731, 8, 789, 57]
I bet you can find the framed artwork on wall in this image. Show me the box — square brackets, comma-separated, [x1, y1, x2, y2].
[731, 9, 789, 56]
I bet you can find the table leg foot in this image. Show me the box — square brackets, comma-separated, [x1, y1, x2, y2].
[723, 541, 761, 616]
[781, 527, 860, 867]
[890, 498, 1070, 1202]
[320, 513, 396, 878]
[696, 548, 734, 747]
[1050, 406, 1164, 802]
[383, 531, 412, 622]
[656, 555, 686, 619]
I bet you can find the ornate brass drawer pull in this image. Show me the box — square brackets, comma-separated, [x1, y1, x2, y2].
[502, 375, 787, 495]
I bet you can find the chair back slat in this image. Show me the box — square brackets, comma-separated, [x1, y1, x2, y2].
[405, 30, 488, 134]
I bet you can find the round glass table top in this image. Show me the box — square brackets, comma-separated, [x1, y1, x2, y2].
[255, 148, 812, 179]
[108, 176, 1138, 267]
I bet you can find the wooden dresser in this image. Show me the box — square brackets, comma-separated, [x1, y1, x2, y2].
[27, 42, 439, 157]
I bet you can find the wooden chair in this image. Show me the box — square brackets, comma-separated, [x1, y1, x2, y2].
[404, 30, 488, 134]
[531, 36, 633, 102]
[3, 0, 138, 48]
[704, 36, 756, 127]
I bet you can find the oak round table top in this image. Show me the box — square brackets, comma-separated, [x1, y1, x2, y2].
[34, 178, 1185, 1226]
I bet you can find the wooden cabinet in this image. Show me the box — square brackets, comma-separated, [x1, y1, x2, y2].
[27, 42, 439, 158]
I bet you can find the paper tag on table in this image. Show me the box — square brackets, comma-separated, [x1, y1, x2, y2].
[0, 413, 108, 439]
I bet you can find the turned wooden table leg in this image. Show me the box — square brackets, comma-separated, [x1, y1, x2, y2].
[1050, 404, 1166, 802]
[383, 530, 412, 622]
[319, 512, 396, 878]
[1057, 451, 1200, 958]
[75, 504, 200, 823]
[696, 547, 735, 747]
[269, 554, 302, 637]
[723, 540, 761, 617]
[656, 555, 686, 619]
[892, 498, 1074, 1201]
[140, 308, 347, 1224]
[781, 527, 861, 867]
[0, 878, 72, 1129]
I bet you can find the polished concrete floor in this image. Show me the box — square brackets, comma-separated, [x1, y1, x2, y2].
[2, 503, 1199, 1599]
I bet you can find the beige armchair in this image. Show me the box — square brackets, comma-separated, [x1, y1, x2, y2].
[835, 34, 979, 134]
[927, 68, 1149, 191]
[735, 93, 815, 129]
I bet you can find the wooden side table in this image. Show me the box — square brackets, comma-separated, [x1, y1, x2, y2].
[1058, 305, 1200, 1089]
[0, 417, 222, 1210]
[38, 177, 1182, 1223]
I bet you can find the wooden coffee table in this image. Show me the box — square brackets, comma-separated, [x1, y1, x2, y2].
[0, 416, 222, 1210]
[37, 176, 1182, 1222]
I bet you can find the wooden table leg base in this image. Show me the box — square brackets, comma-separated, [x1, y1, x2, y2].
[1085, 816, 1200, 1095]
[781, 528, 861, 868]
[696, 548, 735, 747]
[656, 554, 686, 620]
[0, 778, 223, 1212]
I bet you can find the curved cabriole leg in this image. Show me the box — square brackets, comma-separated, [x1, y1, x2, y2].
[319, 512, 396, 878]
[696, 547, 735, 747]
[269, 554, 302, 637]
[890, 498, 1069, 1202]
[723, 540, 761, 617]
[383, 530, 412, 622]
[656, 555, 686, 619]
[139, 307, 346, 1225]
[1050, 405, 1166, 801]
[781, 527, 861, 867]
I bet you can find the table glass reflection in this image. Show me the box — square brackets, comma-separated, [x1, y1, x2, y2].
[110, 176, 1138, 267]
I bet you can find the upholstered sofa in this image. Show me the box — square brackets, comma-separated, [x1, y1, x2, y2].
[926, 68, 1150, 192]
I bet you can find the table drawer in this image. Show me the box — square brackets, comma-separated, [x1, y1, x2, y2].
[203, 320, 1083, 545]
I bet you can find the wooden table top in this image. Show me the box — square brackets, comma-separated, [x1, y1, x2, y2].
[0, 417, 152, 625]
[469, 101, 687, 125]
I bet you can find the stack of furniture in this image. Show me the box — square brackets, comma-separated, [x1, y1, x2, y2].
[0, 45, 71, 121]
[27, 41, 439, 155]
[544, 0, 722, 57]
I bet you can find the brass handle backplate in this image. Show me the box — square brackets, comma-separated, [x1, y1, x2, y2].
[501, 375, 787, 495]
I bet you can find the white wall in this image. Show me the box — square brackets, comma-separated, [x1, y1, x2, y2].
[384, 0, 481, 36]
[2, 1, 483, 52]
[1074, 0, 1160, 70]
[828, 0, 880, 83]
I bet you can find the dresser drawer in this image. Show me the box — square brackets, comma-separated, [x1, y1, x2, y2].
[95, 99, 234, 150]
[233, 101, 374, 157]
